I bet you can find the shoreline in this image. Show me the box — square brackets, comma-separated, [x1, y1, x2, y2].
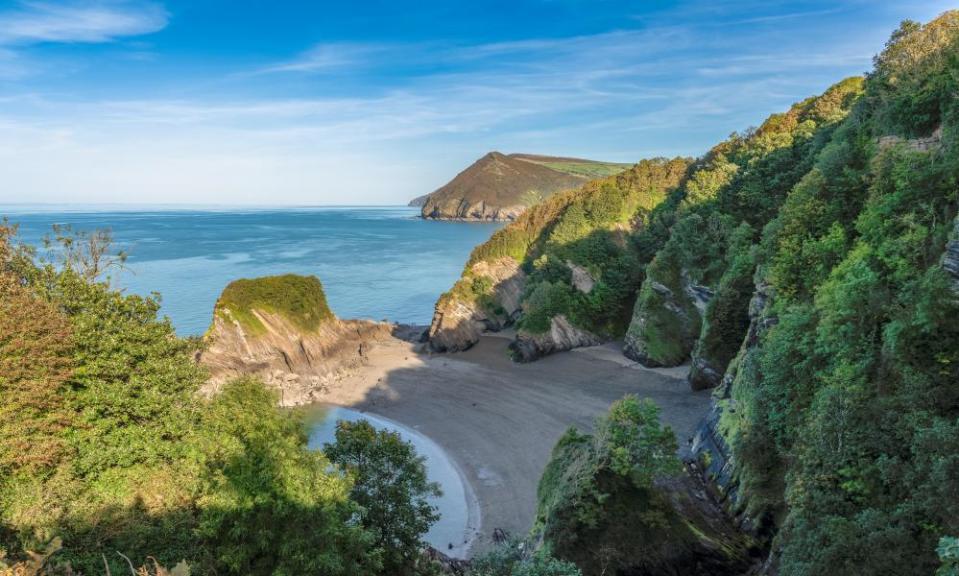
[325, 404, 483, 560]
[307, 332, 710, 555]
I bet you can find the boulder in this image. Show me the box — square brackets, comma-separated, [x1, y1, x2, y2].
[509, 315, 601, 362]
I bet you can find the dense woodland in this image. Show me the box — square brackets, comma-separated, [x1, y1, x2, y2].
[3, 10, 959, 576]
[440, 11, 959, 576]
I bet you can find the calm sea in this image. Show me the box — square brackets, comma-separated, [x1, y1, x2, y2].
[4, 206, 501, 335]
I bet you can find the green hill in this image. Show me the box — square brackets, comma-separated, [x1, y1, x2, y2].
[417, 152, 631, 220]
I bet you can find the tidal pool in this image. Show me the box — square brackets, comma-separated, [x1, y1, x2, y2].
[302, 405, 477, 558]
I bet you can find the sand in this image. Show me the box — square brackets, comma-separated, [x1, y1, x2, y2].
[321, 333, 712, 555]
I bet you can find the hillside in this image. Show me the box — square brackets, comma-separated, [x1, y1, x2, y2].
[418, 152, 630, 220]
[430, 10, 959, 575]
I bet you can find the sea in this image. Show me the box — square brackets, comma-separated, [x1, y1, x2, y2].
[3, 205, 501, 335]
[4, 204, 499, 555]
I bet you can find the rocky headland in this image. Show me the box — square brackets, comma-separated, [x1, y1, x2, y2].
[417, 152, 629, 221]
[198, 274, 395, 406]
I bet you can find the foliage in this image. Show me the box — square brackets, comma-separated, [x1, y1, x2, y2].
[468, 540, 581, 576]
[325, 420, 441, 576]
[624, 75, 864, 370]
[215, 274, 334, 335]
[468, 157, 689, 337]
[534, 396, 681, 575]
[198, 378, 375, 576]
[42, 223, 129, 285]
[0, 228, 377, 575]
[939, 537, 959, 576]
[689, 223, 756, 384]
[715, 12, 959, 575]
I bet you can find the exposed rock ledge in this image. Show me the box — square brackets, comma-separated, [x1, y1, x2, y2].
[509, 315, 601, 362]
[428, 257, 526, 352]
[199, 305, 393, 407]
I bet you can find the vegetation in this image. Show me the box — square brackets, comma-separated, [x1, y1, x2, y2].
[0, 226, 436, 575]
[460, 11, 959, 575]
[513, 155, 632, 180]
[420, 152, 592, 220]
[940, 537, 959, 576]
[533, 396, 682, 575]
[325, 420, 441, 576]
[625, 75, 865, 367]
[468, 540, 581, 576]
[532, 396, 754, 575]
[215, 274, 334, 335]
[441, 157, 690, 337]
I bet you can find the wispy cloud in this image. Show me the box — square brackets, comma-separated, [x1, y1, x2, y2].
[253, 42, 389, 75]
[0, 1, 168, 46]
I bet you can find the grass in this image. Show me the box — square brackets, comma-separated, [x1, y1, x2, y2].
[214, 274, 334, 335]
[535, 161, 633, 179]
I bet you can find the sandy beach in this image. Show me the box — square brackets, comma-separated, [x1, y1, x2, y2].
[321, 332, 712, 555]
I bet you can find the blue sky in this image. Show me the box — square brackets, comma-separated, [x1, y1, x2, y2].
[0, 0, 951, 205]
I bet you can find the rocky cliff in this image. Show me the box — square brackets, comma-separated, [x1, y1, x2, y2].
[198, 275, 393, 406]
[623, 254, 711, 369]
[418, 152, 628, 221]
[428, 257, 526, 352]
[428, 157, 690, 357]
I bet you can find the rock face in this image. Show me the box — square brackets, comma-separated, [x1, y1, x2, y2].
[566, 260, 595, 293]
[418, 152, 624, 221]
[428, 257, 526, 352]
[509, 315, 601, 362]
[877, 124, 943, 152]
[690, 280, 776, 528]
[623, 272, 710, 368]
[944, 215, 959, 294]
[198, 276, 393, 406]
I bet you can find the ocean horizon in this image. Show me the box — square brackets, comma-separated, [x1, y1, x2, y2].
[5, 205, 502, 335]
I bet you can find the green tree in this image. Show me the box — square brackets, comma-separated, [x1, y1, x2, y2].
[469, 540, 581, 576]
[325, 420, 441, 576]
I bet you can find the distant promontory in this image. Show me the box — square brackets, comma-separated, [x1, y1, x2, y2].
[415, 152, 630, 221]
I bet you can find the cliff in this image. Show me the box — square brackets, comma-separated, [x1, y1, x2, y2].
[418, 152, 629, 221]
[198, 274, 393, 406]
[428, 157, 690, 354]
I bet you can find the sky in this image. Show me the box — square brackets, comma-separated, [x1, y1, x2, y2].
[0, 0, 952, 206]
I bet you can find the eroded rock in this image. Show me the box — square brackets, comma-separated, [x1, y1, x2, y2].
[428, 257, 527, 352]
[509, 315, 601, 362]
[199, 305, 392, 407]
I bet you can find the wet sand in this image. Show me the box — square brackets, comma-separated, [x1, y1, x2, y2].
[324, 334, 712, 555]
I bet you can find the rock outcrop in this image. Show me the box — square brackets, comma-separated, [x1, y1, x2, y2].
[566, 260, 595, 293]
[623, 267, 710, 368]
[418, 152, 627, 221]
[428, 257, 526, 352]
[944, 215, 959, 294]
[877, 124, 943, 152]
[690, 280, 776, 531]
[198, 275, 393, 406]
[509, 315, 601, 362]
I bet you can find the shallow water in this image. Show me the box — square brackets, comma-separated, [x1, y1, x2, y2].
[302, 405, 476, 558]
[4, 205, 501, 335]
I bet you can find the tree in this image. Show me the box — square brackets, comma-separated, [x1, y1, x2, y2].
[44, 224, 128, 284]
[325, 420, 441, 576]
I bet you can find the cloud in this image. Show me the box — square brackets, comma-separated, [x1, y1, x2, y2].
[0, 1, 168, 45]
